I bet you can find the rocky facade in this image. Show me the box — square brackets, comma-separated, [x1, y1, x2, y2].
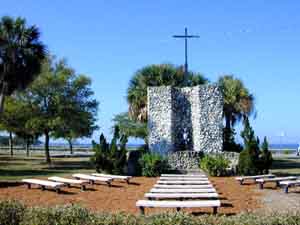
[148, 85, 223, 155]
[167, 151, 203, 170]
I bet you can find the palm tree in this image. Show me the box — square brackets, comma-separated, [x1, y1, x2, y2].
[0, 16, 46, 112]
[218, 75, 255, 150]
[127, 64, 207, 122]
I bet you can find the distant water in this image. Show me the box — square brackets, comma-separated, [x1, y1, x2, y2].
[269, 144, 298, 150]
[31, 143, 298, 151]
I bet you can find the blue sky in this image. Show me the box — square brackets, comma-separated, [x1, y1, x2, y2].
[1, 1, 300, 144]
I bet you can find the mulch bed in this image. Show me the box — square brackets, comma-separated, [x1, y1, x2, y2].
[0, 176, 262, 215]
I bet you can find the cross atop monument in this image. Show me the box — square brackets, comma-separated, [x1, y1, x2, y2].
[173, 27, 199, 77]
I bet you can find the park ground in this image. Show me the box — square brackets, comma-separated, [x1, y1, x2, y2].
[0, 152, 299, 215]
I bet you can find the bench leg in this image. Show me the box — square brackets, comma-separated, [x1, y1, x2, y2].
[41, 185, 45, 191]
[139, 207, 145, 215]
[176, 207, 181, 212]
[239, 180, 243, 185]
[81, 185, 86, 191]
[107, 181, 111, 187]
[213, 207, 218, 214]
[27, 184, 31, 189]
[259, 182, 264, 189]
[90, 180, 95, 185]
[67, 184, 71, 188]
[275, 181, 280, 188]
[126, 179, 130, 184]
[284, 186, 289, 194]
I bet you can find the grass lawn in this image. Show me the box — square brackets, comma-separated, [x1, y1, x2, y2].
[0, 152, 95, 181]
[270, 155, 300, 176]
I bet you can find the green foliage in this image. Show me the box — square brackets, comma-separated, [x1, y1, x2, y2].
[0, 16, 46, 112]
[218, 75, 255, 152]
[283, 149, 290, 155]
[21, 205, 93, 225]
[91, 126, 128, 175]
[112, 112, 148, 143]
[200, 154, 230, 176]
[238, 120, 272, 175]
[1, 200, 300, 225]
[127, 64, 207, 122]
[19, 56, 98, 162]
[257, 137, 273, 174]
[0, 200, 25, 225]
[139, 153, 169, 177]
[223, 127, 243, 152]
[238, 118, 260, 175]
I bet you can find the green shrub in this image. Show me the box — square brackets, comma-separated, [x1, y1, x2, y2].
[283, 149, 290, 155]
[21, 205, 93, 225]
[139, 153, 169, 177]
[1, 200, 300, 225]
[200, 154, 230, 176]
[91, 126, 128, 175]
[0, 200, 25, 225]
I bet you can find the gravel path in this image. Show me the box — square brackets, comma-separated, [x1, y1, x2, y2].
[259, 186, 300, 213]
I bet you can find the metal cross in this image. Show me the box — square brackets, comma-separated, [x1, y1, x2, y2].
[173, 27, 199, 77]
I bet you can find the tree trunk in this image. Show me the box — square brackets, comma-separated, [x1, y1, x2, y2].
[44, 131, 51, 164]
[26, 139, 30, 157]
[225, 112, 231, 131]
[0, 82, 7, 114]
[0, 93, 5, 114]
[9, 132, 13, 156]
[68, 139, 73, 155]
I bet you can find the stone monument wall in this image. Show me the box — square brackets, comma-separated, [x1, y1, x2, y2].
[148, 84, 223, 155]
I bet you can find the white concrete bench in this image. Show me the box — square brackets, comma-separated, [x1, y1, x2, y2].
[154, 184, 213, 189]
[280, 180, 300, 193]
[150, 188, 216, 193]
[160, 177, 208, 181]
[158, 180, 210, 185]
[136, 200, 221, 215]
[72, 174, 112, 186]
[91, 173, 132, 184]
[161, 174, 206, 177]
[235, 174, 275, 185]
[145, 192, 219, 200]
[48, 177, 89, 191]
[256, 176, 297, 189]
[22, 179, 65, 193]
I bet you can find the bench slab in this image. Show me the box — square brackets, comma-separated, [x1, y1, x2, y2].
[150, 188, 216, 193]
[158, 180, 210, 185]
[92, 173, 131, 181]
[161, 174, 206, 177]
[22, 179, 64, 188]
[160, 177, 208, 181]
[154, 184, 213, 189]
[48, 177, 89, 184]
[145, 192, 219, 199]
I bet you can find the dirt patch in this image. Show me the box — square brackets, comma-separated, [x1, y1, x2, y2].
[0, 176, 261, 215]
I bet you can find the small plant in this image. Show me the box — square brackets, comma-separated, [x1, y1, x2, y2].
[91, 125, 128, 175]
[283, 149, 290, 155]
[0, 200, 25, 225]
[200, 154, 230, 176]
[258, 137, 273, 174]
[139, 153, 169, 177]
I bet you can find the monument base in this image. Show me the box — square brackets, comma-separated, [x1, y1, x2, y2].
[167, 151, 204, 170]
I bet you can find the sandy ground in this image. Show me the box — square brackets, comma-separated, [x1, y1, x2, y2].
[0, 176, 262, 215]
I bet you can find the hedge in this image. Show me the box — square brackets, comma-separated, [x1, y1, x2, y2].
[1, 200, 300, 225]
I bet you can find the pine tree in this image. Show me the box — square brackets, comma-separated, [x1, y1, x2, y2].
[238, 118, 260, 175]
